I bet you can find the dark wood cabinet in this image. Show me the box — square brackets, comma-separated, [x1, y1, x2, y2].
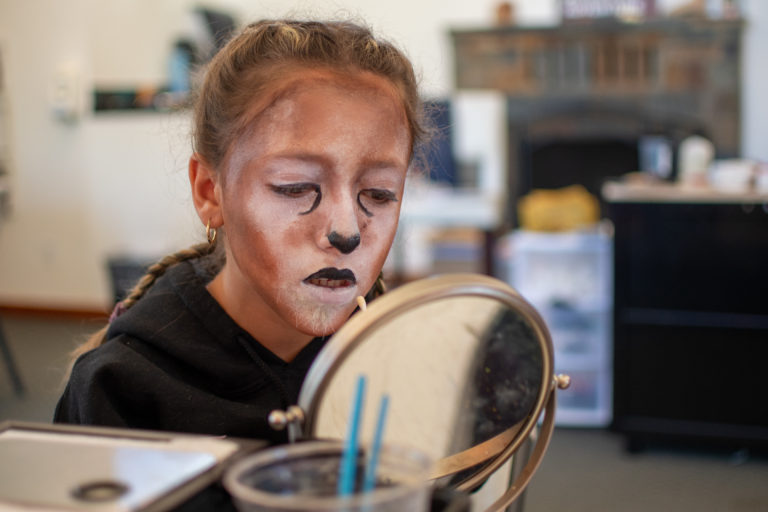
[604, 184, 768, 450]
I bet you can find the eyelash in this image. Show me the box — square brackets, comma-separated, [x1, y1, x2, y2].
[271, 183, 322, 214]
[361, 189, 398, 204]
[271, 183, 319, 198]
[358, 189, 398, 217]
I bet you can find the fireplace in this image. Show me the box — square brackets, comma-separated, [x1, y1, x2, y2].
[451, 17, 743, 227]
[508, 97, 709, 223]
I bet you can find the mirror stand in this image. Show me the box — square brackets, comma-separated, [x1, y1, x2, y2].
[485, 374, 569, 512]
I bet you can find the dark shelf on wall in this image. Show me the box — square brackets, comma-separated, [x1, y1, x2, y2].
[93, 88, 191, 113]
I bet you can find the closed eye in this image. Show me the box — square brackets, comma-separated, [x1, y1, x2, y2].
[271, 183, 322, 214]
[363, 189, 398, 203]
[358, 189, 398, 217]
[271, 183, 319, 198]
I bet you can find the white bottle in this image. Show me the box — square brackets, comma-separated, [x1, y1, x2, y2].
[678, 135, 714, 188]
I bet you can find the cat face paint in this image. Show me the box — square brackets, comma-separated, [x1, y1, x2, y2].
[216, 69, 410, 339]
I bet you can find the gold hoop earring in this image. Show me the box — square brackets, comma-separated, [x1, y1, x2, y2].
[205, 220, 217, 245]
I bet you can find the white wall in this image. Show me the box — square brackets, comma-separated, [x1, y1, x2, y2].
[741, 0, 768, 162]
[0, 0, 201, 308]
[0, 0, 765, 310]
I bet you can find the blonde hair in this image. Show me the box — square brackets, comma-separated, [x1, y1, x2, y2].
[66, 18, 424, 373]
[193, 19, 426, 170]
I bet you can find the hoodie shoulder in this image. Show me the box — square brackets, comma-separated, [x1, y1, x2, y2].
[54, 336, 163, 428]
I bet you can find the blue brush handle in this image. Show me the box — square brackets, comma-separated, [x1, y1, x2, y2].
[363, 394, 390, 493]
[338, 375, 366, 496]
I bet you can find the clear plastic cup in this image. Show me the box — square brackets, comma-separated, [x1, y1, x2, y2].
[223, 441, 432, 512]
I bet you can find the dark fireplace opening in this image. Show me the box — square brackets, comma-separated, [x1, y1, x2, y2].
[522, 137, 639, 197]
[503, 97, 712, 228]
[510, 136, 640, 226]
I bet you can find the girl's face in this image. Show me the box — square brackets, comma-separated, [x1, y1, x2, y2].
[217, 69, 411, 338]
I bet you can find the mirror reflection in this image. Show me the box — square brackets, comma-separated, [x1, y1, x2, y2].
[309, 294, 544, 479]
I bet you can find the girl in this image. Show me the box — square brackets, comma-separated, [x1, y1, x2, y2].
[54, 19, 427, 443]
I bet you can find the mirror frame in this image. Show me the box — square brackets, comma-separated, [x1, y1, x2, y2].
[295, 273, 556, 495]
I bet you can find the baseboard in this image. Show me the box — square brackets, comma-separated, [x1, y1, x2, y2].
[0, 303, 109, 320]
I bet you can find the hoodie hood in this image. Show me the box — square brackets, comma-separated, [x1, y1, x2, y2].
[106, 256, 327, 404]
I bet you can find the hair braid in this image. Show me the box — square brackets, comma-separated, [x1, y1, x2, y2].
[120, 242, 216, 311]
[62, 240, 221, 384]
[364, 272, 387, 303]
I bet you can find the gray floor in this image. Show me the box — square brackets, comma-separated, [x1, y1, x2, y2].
[2, 311, 768, 512]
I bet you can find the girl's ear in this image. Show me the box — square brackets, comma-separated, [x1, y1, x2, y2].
[189, 153, 223, 228]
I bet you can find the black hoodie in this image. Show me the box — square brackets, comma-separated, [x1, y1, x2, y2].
[54, 256, 328, 443]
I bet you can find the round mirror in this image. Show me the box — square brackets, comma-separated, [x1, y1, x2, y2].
[294, 273, 559, 500]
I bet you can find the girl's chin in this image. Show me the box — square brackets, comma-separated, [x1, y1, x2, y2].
[302, 281, 360, 306]
[292, 302, 357, 338]
[279, 280, 373, 337]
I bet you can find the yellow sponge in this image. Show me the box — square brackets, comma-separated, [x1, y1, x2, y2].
[517, 185, 600, 231]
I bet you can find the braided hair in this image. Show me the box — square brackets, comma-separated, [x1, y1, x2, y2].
[65, 242, 221, 374]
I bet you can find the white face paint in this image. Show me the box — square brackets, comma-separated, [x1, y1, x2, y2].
[216, 69, 411, 340]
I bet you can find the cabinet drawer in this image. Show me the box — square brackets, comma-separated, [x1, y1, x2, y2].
[545, 306, 611, 369]
[497, 229, 613, 309]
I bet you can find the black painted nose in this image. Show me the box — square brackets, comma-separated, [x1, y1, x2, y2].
[328, 231, 361, 254]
